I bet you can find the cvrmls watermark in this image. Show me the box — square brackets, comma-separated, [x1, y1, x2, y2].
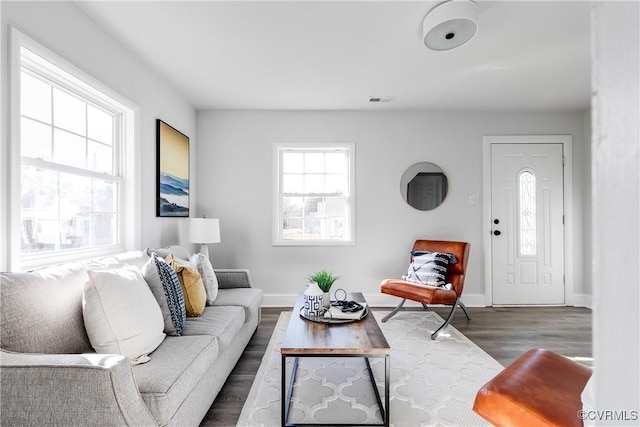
[577, 410, 639, 421]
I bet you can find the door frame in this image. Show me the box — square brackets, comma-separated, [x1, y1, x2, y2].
[482, 135, 574, 306]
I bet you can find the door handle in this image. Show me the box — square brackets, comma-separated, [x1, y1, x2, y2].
[493, 230, 501, 236]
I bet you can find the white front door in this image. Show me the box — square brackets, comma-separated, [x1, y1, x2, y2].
[491, 143, 565, 305]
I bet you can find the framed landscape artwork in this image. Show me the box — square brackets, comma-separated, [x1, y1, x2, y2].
[156, 119, 189, 217]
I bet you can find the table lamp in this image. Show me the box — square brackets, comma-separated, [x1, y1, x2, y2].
[188, 217, 220, 261]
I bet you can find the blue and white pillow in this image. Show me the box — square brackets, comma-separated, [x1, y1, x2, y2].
[142, 253, 187, 336]
[403, 251, 457, 288]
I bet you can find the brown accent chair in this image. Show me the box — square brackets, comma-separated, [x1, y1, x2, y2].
[473, 348, 593, 427]
[380, 239, 471, 339]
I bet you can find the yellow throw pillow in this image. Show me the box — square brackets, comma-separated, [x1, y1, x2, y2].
[166, 254, 206, 317]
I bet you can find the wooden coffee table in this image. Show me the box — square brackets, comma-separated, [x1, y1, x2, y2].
[280, 292, 390, 426]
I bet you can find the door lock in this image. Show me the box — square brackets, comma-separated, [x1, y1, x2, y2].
[493, 230, 501, 236]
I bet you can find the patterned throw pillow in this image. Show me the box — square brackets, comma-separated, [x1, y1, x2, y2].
[403, 251, 458, 287]
[142, 253, 186, 336]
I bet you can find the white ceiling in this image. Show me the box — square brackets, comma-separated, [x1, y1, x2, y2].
[76, 1, 592, 112]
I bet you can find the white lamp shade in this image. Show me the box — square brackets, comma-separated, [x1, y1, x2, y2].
[423, 0, 478, 51]
[189, 218, 221, 244]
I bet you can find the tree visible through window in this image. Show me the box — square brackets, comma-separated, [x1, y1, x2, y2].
[274, 144, 355, 245]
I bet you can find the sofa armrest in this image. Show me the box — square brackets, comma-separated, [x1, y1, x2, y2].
[1, 350, 157, 426]
[214, 268, 253, 289]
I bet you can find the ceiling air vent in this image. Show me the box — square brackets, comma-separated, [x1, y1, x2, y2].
[369, 97, 395, 103]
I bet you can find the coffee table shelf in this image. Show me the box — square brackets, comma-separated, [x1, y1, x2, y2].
[280, 292, 390, 426]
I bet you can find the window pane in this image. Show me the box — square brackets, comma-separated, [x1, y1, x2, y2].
[304, 152, 324, 173]
[328, 217, 347, 239]
[325, 152, 346, 174]
[21, 71, 52, 123]
[325, 174, 346, 194]
[88, 140, 113, 174]
[303, 218, 322, 238]
[282, 217, 303, 239]
[21, 117, 52, 160]
[304, 174, 324, 193]
[282, 173, 303, 193]
[304, 197, 323, 217]
[323, 196, 346, 217]
[53, 88, 86, 135]
[59, 173, 91, 249]
[282, 152, 303, 173]
[87, 105, 113, 145]
[282, 196, 303, 218]
[93, 213, 117, 246]
[519, 171, 537, 255]
[54, 128, 86, 169]
[92, 180, 117, 213]
[21, 166, 59, 253]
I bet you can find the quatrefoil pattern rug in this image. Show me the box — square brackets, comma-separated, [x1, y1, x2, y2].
[237, 310, 503, 426]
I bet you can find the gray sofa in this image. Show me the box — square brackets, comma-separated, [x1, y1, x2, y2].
[0, 249, 263, 426]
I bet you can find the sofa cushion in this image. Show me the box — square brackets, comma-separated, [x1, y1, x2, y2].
[110, 251, 150, 270]
[182, 306, 245, 354]
[84, 251, 150, 272]
[83, 266, 165, 362]
[142, 254, 186, 336]
[213, 288, 263, 325]
[0, 263, 93, 354]
[166, 254, 206, 317]
[145, 245, 191, 261]
[133, 335, 218, 426]
[189, 253, 219, 305]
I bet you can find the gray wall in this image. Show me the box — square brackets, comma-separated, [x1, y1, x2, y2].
[0, 2, 594, 310]
[196, 110, 590, 306]
[0, 1, 197, 270]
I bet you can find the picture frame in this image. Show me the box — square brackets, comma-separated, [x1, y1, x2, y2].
[156, 119, 189, 217]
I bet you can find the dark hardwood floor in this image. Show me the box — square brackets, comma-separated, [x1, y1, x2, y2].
[201, 305, 592, 426]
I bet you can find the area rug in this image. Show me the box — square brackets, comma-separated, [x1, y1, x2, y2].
[236, 310, 503, 426]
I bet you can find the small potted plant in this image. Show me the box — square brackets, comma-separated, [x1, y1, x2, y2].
[308, 269, 339, 309]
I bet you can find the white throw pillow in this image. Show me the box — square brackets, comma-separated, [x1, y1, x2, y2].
[83, 265, 166, 363]
[189, 253, 219, 305]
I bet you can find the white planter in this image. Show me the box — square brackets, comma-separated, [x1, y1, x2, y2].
[304, 282, 324, 317]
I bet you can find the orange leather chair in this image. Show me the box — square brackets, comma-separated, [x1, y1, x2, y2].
[380, 239, 471, 339]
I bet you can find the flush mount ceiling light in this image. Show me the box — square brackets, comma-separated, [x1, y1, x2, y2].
[423, 0, 478, 51]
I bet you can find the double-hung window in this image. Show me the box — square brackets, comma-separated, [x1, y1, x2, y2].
[11, 30, 137, 270]
[273, 143, 355, 245]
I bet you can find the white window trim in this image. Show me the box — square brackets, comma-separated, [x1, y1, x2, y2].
[8, 27, 140, 271]
[272, 142, 356, 246]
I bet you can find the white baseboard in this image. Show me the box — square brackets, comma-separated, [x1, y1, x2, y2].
[261, 292, 489, 308]
[571, 293, 593, 309]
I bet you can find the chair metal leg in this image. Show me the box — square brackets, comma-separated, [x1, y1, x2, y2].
[382, 298, 406, 322]
[458, 300, 471, 320]
[421, 303, 429, 310]
[431, 301, 458, 340]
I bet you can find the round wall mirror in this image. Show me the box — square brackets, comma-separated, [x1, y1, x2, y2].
[400, 162, 448, 211]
